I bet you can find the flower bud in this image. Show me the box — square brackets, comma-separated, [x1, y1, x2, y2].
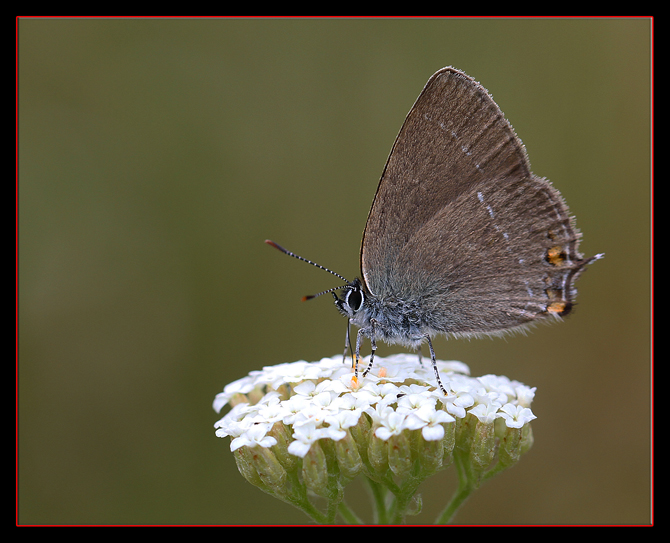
[333, 429, 363, 480]
[233, 446, 265, 489]
[268, 421, 299, 472]
[236, 444, 288, 496]
[498, 426, 521, 467]
[470, 420, 496, 471]
[349, 412, 372, 462]
[441, 421, 456, 467]
[302, 441, 329, 497]
[415, 431, 444, 474]
[367, 432, 389, 476]
[519, 421, 534, 455]
[387, 432, 413, 478]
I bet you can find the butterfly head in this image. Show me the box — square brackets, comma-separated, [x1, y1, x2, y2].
[333, 278, 366, 318]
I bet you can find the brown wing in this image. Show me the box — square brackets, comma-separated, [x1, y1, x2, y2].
[360, 67, 532, 297]
[359, 67, 597, 336]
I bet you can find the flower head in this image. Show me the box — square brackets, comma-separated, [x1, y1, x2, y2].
[213, 353, 538, 524]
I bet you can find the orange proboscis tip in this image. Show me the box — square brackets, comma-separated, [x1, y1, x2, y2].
[350, 375, 360, 389]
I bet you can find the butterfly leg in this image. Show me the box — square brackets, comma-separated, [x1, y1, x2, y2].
[424, 335, 448, 395]
[362, 320, 378, 377]
[354, 326, 367, 378]
[342, 319, 351, 364]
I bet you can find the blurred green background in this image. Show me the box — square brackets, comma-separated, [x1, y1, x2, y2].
[18, 17, 651, 525]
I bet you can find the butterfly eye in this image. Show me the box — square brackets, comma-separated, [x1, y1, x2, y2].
[345, 287, 364, 312]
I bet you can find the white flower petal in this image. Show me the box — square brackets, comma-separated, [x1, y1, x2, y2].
[499, 403, 537, 428]
[213, 354, 537, 459]
[469, 403, 501, 424]
[421, 424, 445, 441]
[287, 440, 312, 458]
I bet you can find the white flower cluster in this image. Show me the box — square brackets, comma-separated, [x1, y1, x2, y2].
[213, 353, 536, 458]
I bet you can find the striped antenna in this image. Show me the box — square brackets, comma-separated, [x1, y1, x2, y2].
[265, 239, 350, 300]
[301, 284, 349, 301]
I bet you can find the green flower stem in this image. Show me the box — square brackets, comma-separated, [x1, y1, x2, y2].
[389, 474, 427, 523]
[434, 450, 475, 524]
[279, 471, 330, 524]
[481, 459, 509, 483]
[435, 480, 474, 524]
[365, 477, 390, 524]
[292, 497, 329, 524]
[337, 500, 364, 524]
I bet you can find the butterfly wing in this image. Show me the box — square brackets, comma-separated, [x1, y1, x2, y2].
[360, 67, 598, 336]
